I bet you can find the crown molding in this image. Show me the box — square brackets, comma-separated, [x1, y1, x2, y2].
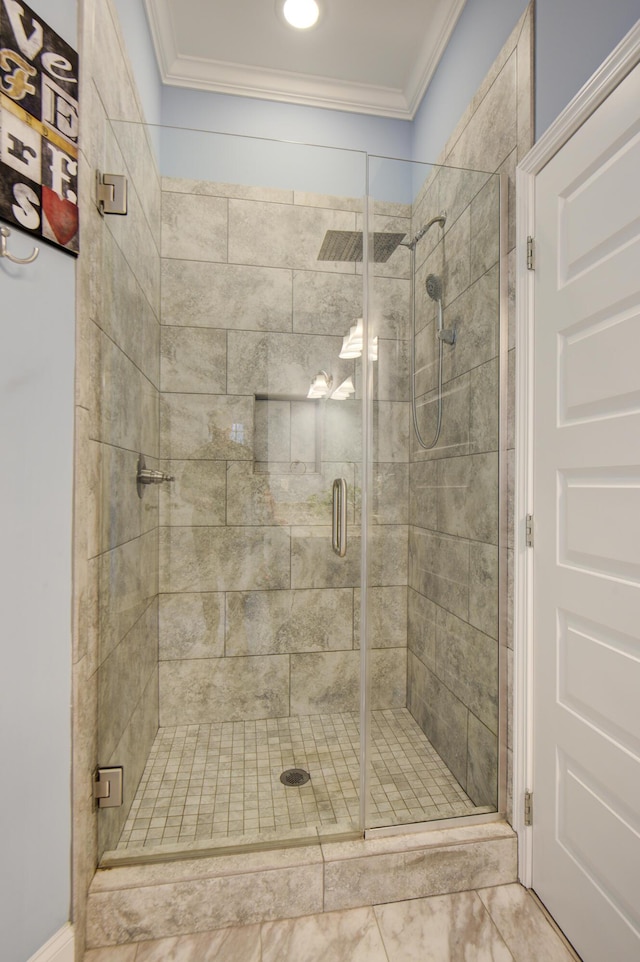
[404, 0, 466, 117]
[144, 0, 462, 120]
[160, 54, 412, 118]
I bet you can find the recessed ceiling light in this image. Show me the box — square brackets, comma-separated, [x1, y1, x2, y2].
[282, 0, 320, 29]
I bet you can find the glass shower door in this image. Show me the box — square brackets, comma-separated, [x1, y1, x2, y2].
[96, 124, 369, 862]
[364, 154, 506, 830]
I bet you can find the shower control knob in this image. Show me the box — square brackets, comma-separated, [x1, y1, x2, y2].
[136, 454, 174, 498]
[138, 468, 175, 485]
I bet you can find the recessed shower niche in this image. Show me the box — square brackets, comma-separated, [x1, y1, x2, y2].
[94, 121, 506, 865]
[254, 395, 322, 477]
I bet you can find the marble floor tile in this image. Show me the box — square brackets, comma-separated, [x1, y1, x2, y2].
[133, 924, 262, 962]
[84, 948, 137, 962]
[83, 884, 582, 962]
[374, 890, 513, 961]
[477, 884, 580, 961]
[261, 907, 388, 962]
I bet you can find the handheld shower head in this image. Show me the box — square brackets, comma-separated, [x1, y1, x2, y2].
[425, 273, 456, 344]
[425, 274, 442, 302]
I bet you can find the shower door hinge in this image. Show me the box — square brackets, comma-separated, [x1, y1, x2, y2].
[96, 171, 128, 216]
[525, 513, 534, 547]
[93, 766, 124, 808]
[524, 791, 533, 826]
[527, 235, 535, 270]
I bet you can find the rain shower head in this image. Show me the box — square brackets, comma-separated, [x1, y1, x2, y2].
[425, 273, 442, 302]
[317, 230, 407, 263]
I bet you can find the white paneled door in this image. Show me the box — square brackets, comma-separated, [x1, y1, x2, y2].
[532, 60, 640, 961]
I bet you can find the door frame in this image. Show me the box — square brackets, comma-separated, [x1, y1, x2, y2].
[513, 18, 640, 886]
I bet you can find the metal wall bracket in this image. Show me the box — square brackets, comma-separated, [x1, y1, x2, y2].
[96, 171, 128, 216]
[93, 766, 124, 808]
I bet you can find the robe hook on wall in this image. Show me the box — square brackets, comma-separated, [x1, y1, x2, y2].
[0, 226, 39, 265]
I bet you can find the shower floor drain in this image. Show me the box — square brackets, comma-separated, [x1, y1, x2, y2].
[280, 768, 311, 787]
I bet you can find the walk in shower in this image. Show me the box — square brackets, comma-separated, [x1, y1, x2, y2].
[93, 122, 506, 866]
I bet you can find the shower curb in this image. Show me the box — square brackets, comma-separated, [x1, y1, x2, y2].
[86, 820, 517, 947]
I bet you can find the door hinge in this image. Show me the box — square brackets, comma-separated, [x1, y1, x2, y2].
[93, 766, 124, 808]
[526, 513, 534, 547]
[524, 791, 533, 826]
[96, 171, 128, 216]
[527, 235, 535, 270]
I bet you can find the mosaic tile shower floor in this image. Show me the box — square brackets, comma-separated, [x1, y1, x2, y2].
[114, 709, 492, 856]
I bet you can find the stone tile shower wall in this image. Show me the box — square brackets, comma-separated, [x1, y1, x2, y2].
[406, 7, 533, 808]
[158, 180, 410, 725]
[73, 0, 162, 947]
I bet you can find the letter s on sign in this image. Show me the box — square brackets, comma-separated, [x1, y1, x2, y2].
[12, 182, 41, 230]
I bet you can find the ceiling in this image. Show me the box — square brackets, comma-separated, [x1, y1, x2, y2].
[144, 0, 467, 119]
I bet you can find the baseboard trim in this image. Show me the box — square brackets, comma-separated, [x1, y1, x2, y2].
[27, 924, 74, 962]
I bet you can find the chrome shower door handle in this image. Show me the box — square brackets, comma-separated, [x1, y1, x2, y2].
[332, 478, 348, 557]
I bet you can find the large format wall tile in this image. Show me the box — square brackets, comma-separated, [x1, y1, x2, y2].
[161, 394, 254, 460]
[93, 329, 158, 458]
[159, 655, 290, 724]
[371, 648, 407, 708]
[228, 199, 357, 272]
[161, 192, 228, 262]
[225, 588, 354, 656]
[226, 461, 354, 527]
[435, 608, 498, 733]
[161, 327, 227, 394]
[354, 586, 408, 649]
[227, 331, 352, 398]
[98, 230, 160, 389]
[98, 599, 158, 764]
[407, 656, 469, 790]
[469, 541, 499, 640]
[370, 276, 411, 340]
[437, 454, 499, 544]
[293, 271, 363, 336]
[407, 589, 437, 671]
[374, 402, 409, 463]
[161, 261, 293, 332]
[97, 443, 158, 553]
[96, 529, 159, 664]
[409, 528, 469, 622]
[291, 526, 360, 589]
[160, 526, 291, 593]
[159, 460, 227, 527]
[159, 592, 225, 661]
[466, 712, 499, 807]
[443, 266, 499, 384]
[290, 651, 359, 715]
[447, 52, 518, 174]
[370, 463, 409, 525]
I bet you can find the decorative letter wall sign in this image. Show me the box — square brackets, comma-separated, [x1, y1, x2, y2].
[0, 0, 79, 255]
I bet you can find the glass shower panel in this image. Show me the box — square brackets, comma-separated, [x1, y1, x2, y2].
[96, 122, 368, 863]
[365, 155, 504, 829]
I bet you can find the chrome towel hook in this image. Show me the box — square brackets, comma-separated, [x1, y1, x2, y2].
[0, 226, 39, 264]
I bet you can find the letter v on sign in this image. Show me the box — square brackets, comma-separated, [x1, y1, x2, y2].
[2, 0, 44, 61]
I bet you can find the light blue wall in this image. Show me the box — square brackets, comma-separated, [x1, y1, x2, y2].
[0, 5, 76, 961]
[412, 0, 528, 164]
[413, 0, 640, 163]
[161, 87, 412, 200]
[536, 0, 639, 136]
